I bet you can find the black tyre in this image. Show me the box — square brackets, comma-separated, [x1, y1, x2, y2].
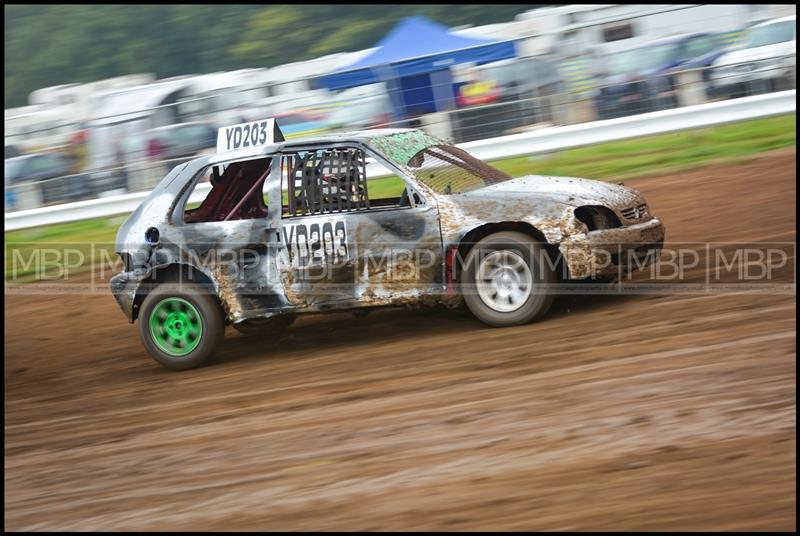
[138, 282, 225, 370]
[232, 314, 296, 336]
[461, 231, 556, 327]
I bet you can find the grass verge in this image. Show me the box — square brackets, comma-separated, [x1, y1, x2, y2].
[5, 113, 795, 281]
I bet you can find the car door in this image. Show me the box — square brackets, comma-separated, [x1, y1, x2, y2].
[273, 143, 443, 309]
[272, 145, 360, 308]
[349, 146, 444, 303]
[174, 155, 286, 319]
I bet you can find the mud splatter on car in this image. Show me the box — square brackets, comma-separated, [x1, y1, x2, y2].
[110, 119, 665, 369]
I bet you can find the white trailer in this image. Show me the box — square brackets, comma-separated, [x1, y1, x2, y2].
[87, 79, 191, 170]
[4, 104, 76, 151]
[513, 4, 790, 57]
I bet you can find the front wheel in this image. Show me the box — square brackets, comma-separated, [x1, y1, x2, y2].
[138, 282, 225, 370]
[461, 231, 556, 327]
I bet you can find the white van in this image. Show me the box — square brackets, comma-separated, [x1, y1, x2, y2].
[710, 16, 796, 97]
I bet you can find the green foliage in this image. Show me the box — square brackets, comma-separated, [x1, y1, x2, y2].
[490, 114, 797, 181]
[4, 4, 545, 108]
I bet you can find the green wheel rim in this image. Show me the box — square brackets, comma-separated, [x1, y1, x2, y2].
[149, 297, 203, 357]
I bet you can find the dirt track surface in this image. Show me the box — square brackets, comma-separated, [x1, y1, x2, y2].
[5, 149, 796, 531]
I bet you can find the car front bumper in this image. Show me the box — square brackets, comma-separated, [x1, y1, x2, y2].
[110, 271, 145, 323]
[559, 217, 666, 279]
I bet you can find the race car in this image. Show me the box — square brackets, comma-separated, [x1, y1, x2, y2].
[110, 119, 665, 370]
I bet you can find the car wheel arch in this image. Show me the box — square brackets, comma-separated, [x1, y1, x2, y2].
[452, 221, 557, 282]
[132, 262, 218, 322]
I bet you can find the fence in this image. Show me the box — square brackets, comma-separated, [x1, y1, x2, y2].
[4, 57, 797, 215]
[5, 88, 795, 232]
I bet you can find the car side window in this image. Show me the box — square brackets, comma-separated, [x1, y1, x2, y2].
[280, 146, 415, 218]
[281, 147, 368, 217]
[182, 156, 272, 223]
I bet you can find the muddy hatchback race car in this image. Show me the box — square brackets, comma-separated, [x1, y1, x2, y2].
[111, 119, 665, 370]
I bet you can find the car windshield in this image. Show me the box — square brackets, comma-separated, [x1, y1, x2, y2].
[4, 158, 27, 180]
[368, 130, 513, 195]
[745, 20, 796, 48]
[606, 43, 677, 75]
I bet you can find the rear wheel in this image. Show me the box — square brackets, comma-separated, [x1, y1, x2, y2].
[139, 282, 225, 370]
[462, 231, 556, 327]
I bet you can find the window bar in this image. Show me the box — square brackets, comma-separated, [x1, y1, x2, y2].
[308, 150, 318, 215]
[334, 150, 343, 214]
[344, 149, 352, 212]
[323, 149, 330, 214]
[287, 155, 296, 217]
[300, 152, 310, 216]
[292, 153, 299, 216]
[298, 153, 310, 217]
[360, 149, 369, 210]
[324, 148, 332, 214]
[290, 154, 300, 217]
[328, 149, 339, 212]
[335, 149, 342, 211]
[292, 155, 303, 216]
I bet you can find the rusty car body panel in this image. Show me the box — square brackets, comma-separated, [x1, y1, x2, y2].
[110, 128, 665, 325]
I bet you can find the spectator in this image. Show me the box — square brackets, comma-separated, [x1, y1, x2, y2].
[146, 135, 169, 187]
[68, 127, 88, 174]
[147, 136, 166, 159]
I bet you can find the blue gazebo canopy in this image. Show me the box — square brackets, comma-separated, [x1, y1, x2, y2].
[319, 16, 517, 91]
